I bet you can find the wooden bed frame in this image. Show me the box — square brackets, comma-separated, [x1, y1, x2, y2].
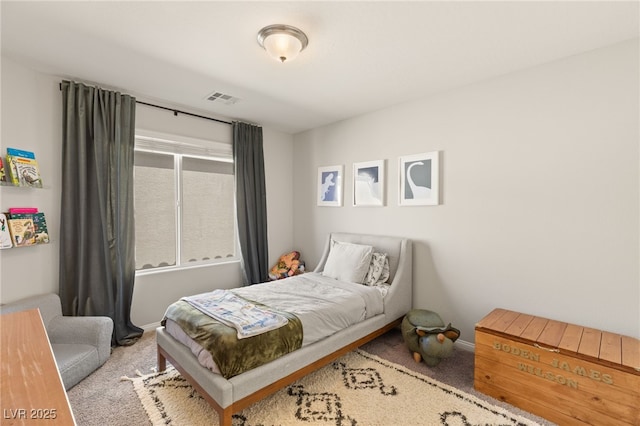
[156, 233, 413, 426]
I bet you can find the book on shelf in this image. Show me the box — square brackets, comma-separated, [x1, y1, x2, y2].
[9, 212, 49, 244]
[7, 218, 36, 247]
[0, 213, 13, 249]
[0, 157, 7, 183]
[5, 155, 19, 185]
[8, 207, 38, 214]
[5, 148, 42, 187]
[6, 148, 36, 159]
[7, 155, 43, 187]
[6, 148, 35, 185]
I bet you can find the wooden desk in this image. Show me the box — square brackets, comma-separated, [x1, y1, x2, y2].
[1, 309, 75, 425]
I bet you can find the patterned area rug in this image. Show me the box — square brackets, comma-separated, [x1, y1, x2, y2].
[130, 350, 541, 426]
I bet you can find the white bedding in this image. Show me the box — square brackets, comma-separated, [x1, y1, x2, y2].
[165, 272, 385, 374]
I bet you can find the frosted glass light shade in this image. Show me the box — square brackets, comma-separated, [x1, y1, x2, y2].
[263, 33, 302, 62]
[257, 24, 308, 63]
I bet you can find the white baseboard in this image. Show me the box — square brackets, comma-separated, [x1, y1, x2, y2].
[454, 339, 475, 352]
[140, 321, 161, 332]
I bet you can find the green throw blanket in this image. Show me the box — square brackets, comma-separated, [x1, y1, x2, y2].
[162, 299, 303, 379]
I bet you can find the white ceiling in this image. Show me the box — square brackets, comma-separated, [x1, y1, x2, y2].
[2, 1, 638, 134]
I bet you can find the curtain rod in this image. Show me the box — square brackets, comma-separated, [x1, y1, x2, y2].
[135, 101, 232, 126]
[59, 82, 232, 126]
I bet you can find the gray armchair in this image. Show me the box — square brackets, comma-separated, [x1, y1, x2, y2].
[0, 293, 113, 390]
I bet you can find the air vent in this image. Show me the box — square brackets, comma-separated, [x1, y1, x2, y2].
[205, 91, 240, 105]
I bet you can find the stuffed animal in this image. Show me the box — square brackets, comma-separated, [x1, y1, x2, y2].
[401, 309, 460, 366]
[269, 251, 305, 280]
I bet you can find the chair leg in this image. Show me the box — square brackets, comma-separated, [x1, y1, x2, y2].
[157, 347, 166, 372]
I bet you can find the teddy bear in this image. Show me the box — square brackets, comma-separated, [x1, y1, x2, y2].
[401, 309, 461, 366]
[269, 251, 305, 280]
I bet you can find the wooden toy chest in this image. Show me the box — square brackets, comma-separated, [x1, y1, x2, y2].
[474, 308, 640, 426]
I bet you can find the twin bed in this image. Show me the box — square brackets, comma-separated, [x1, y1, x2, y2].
[156, 232, 413, 425]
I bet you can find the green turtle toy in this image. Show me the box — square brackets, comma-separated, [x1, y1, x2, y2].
[401, 309, 461, 366]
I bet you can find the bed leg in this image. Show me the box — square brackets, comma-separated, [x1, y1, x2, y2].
[157, 347, 167, 372]
[219, 407, 233, 426]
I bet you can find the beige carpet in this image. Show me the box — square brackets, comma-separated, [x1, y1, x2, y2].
[129, 349, 542, 426]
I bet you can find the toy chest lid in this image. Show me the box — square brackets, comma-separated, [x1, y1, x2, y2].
[475, 308, 640, 374]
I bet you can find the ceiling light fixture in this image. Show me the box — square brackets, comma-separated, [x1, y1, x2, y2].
[257, 24, 308, 63]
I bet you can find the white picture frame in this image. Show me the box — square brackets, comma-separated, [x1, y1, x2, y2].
[317, 165, 343, 206]
[399, 151, 440, 206]
[353, 160, 385, 207]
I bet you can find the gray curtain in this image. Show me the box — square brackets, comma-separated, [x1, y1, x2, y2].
[233, 121, 269, 285]
[59, 80, 142, 346]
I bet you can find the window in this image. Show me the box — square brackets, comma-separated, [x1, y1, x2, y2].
[133, 133, 236, 271]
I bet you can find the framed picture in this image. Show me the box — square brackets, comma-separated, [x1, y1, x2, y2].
[399, 151, 440, 206]
[353, 160, 385, 206]
[317, 165, 343, 206]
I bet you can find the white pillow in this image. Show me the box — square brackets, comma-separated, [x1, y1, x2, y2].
[323, 241, 374, 283]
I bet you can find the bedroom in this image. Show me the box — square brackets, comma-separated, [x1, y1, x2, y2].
[0, 1, 638, 423]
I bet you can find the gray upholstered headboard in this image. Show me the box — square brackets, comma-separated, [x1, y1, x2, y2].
[313, 232, 413, 321]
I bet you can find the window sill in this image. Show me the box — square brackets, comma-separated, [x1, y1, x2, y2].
[135, 258, 240, 277]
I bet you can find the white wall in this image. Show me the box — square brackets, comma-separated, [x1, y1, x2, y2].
[0, 57, 295, 328]
[132, 105, 294, 326]
[293, 39, 640, 343]
[0, 58, 62, 302]
[3, 39, 638, 343]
